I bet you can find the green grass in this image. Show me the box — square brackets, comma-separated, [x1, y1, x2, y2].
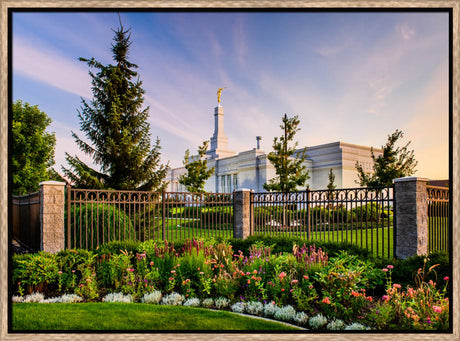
[254, 226, 394, 259]
[12, 303, 301, 331]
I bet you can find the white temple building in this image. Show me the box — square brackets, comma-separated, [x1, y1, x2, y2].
[166, 103, 381, 193]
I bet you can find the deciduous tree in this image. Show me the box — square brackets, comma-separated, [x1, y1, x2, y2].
[12, 100, 56, 195]
[178, 141, 215, 193]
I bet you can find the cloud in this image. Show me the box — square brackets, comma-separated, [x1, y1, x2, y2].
[396, 23, 416, 40]
[13, 36, 92, 99]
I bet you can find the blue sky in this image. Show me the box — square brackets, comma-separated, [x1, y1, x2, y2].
[12, 11, 449, 180]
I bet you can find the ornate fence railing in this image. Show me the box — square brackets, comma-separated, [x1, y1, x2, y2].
[66, 187, 233, 250]
[250, 186, 394, 259]
[427, 185, 449, 253]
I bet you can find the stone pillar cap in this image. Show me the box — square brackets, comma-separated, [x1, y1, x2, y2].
[235, 188, 254, 192]
[393, 176, 430, 183]
[39, 180, 67, 186]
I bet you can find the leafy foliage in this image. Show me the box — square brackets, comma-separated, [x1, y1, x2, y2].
[264, 115, 310, 192]
[355, 129, 417, 187]
[178, 141, 215, 193]
[12, 100, 56, 195]
[63, 24, 168, 191]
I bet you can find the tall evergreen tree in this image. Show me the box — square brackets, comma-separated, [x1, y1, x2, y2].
[12, 100, 56, 195]
[355, 129, 418, 187]
[63, 23, 168, 191]
[178, 141, 215, 193]
[263, 114, 310, 192]
[326, 168, 336, 200]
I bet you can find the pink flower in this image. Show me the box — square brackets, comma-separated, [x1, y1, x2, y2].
[279, 272, 287, 280]
[393, 283, 401, 289]
[382, 268, 388, 272]
[171, 270, 176, 274]
[382, 295, 389, 301]
[291, 280, 298, 284]
[150, 261, 154, 266]
[444, 276, 449, 281]
[433, 306, 442, 314]
[58, 271, 63, 274]
[387, 265, 394, 269]
[127, 268, 134, 272]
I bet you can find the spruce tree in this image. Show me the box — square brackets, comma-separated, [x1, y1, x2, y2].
[178, 141, 215, 193]
[263, 114, 310, 192]
[63, 23, 168, 191]
[355, 129, 418, 187]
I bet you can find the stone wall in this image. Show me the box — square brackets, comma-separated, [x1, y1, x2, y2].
[39, 181, 66, 253]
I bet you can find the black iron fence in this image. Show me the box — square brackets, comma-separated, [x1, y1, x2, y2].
[12, 191, 41, 251]
[251, 186, 394, 258]
[66, 186, 233, 249]
[427, 185, 449, 253]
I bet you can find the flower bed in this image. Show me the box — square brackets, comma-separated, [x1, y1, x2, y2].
[12, 238, 450, 331]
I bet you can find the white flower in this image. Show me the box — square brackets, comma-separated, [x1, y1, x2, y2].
[183, 298, 200, 307]
[161, 292, 185, 306]
[141, 291, 162, 304]
[231, 302, 246, 314]
[327, 319, 345, 330]
[308, 314, 328, 329]
[102, 292, 133, 303]
[274, 305, 296, 322]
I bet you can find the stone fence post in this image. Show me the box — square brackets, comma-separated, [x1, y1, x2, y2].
[39, 181, 66, 253]
[233, 189, 253, 239]
[394, 177, 429, 259]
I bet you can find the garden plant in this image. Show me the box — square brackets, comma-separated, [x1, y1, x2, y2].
[12, 236, 450, 331]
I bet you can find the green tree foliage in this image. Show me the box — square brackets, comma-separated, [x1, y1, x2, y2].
[355, 129, 418, 187]
[178, 141, 215, 193]
[263, 114, 310, 192]
[326, 168, 336, 200]
[63, 24, 168, 191]
[12, 100, 56, 195]
[327, 168, 336, 191]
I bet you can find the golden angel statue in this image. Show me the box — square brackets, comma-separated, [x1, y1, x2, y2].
[217, 87, 227, 104]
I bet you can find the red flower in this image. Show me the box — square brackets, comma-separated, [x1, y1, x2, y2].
[444, 276, 449, 281]
[322, 297, 331, 304]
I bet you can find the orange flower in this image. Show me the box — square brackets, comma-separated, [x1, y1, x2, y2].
[322, 297, 331, 304]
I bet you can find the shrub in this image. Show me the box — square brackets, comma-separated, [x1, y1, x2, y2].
[231, 302, 246, 314]
[214, 297, 230, 309]
[201, 298, 214, 308]
[102, 292, 133, 303]
[294, 312, 309, 325]
[263, 302, 280, 317]
[245, 301, 264, 316]
[183, 298, 201, 307]
[308, 314, 328, 329]
[22, 292, 45, 303]
[344, 323, 370, 330]
[68, 203, 136, 250]
[13, 252, 59, 294]
[327, 319, 346, 330]
[274, 305, 296, 322]
[162, 292, 185, 306]
[142, 291, 162, 304]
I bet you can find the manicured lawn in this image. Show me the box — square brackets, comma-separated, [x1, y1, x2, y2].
[12, 303, 302, 331]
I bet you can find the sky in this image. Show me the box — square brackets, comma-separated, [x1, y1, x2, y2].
[12, 10, 450, 180]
